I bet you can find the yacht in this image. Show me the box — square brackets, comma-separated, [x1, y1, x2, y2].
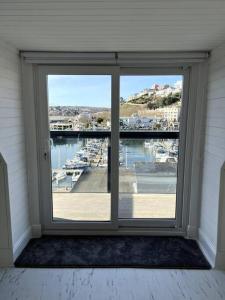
[55, 171, 67, 182]
[144, 140, 152, 148]
[155, 148, 169, 162]
[64, 160, 89, 169]
[72, 169, 83, 182]
[156, 156, 178, 163]
[51, 171, 57, 181]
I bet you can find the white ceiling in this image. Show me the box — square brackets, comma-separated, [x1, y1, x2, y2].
[1, 0, 225, 51]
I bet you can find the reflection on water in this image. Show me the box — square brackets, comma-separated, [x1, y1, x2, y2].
[51, 138, 82, 169]
[120, 139, 154, 168]
[51, 138, 155, 169]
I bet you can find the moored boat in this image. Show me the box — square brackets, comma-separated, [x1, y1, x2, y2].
[72, 169, 83, 182]
[55, 170, 67, 184]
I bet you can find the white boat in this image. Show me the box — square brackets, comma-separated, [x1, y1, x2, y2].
[156, 156, 177, 163]
[52, 171, 57, 181]
[72, 169, 83, 182]
[155, 148, 169, 162]
[152, 143, 164, 153]
[144, 140, 152, 148]
[55, 171, 67, 182]
[98, 163, 108, 168]
[169, 149, 178, 157]
[64, 159, 89, 169]
[76, 149, 86, 155]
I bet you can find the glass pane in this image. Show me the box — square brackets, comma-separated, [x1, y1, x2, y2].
[119, 139, 178, 219]
[120, 76, 182, 132]
[119, 75, 183, 219]
[48, 75, 111, 131]
[48, 75, 111, 221]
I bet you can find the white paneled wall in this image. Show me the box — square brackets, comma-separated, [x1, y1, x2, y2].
[200, 41, 225, 267]
[0, 40, 30, 262]
[0, 1, 225, 51]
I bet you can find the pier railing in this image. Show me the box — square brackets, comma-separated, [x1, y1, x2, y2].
[50, 130, 179, 139]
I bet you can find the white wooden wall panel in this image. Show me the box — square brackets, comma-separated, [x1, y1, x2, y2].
[0, 40, 30, 262]
[0, 0, 225, 51]
[0, 155, 14, 266]
[200, 41, 225, 266]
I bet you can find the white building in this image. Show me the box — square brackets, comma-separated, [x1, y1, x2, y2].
[50, 122, 73, 130]
[120, 116, 155, 127]
[174, 80, 183, 90]
[157, 104, 181, 121]
[78, 111, 92, 120]
[151, 83, 159, 90]
[155, 87, 175, 97]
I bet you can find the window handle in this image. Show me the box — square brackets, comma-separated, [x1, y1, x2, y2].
[43, 139, 50, 160]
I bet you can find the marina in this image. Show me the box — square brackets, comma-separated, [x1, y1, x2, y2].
[51, 137, 178, 194]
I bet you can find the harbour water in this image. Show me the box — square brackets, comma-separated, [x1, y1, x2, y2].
[51, 138, 83, 169]
[51, 138, 154, 169]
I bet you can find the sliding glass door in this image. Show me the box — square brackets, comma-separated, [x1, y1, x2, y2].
[37, 66, 187, 231]
[118, 71, 184, 227]
[37, 66, 119, 230]
[49, 74, 112, 222]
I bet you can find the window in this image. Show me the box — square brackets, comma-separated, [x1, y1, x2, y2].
[119, 75, 182, 220]
[36, 66, 187, 231]
[48, 75, 113, 222]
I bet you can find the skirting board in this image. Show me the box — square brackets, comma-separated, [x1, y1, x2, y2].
[0, 248, 13, 267]
[31, 224, 42, 238]
[198, 228, 216, 267]
[13, 226, 32, 261]
[215, 251, 225, 270]
[187, 225, 198, 239]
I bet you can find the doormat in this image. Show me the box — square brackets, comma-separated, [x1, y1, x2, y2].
[15, 236, 211, 269]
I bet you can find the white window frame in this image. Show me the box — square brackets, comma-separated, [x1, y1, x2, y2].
[118, 67, 189, 231]
[20, 51, 208, 237]
[36, 65, 119, 231]
[35, 65, 189, 233]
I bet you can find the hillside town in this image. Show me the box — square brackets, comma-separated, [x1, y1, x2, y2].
[49, 81, 182, 131]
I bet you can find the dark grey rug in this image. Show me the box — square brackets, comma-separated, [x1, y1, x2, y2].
[15, 236, 211, 269]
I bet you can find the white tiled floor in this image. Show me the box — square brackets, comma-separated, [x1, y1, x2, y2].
[0, 268, 225, 300]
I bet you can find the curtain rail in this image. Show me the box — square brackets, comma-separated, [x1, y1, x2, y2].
[21, 51, 209, 65]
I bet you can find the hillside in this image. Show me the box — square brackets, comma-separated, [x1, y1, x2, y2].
[124, 91, 181, 110]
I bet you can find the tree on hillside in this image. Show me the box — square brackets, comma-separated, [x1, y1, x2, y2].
[97, 117, 104, 124]
[147, 102, 158, 110]
[120, 97, 126, 104]
[147, 92, 181, 110]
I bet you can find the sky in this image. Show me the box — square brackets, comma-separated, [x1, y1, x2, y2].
[48, 75, 183, 107]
